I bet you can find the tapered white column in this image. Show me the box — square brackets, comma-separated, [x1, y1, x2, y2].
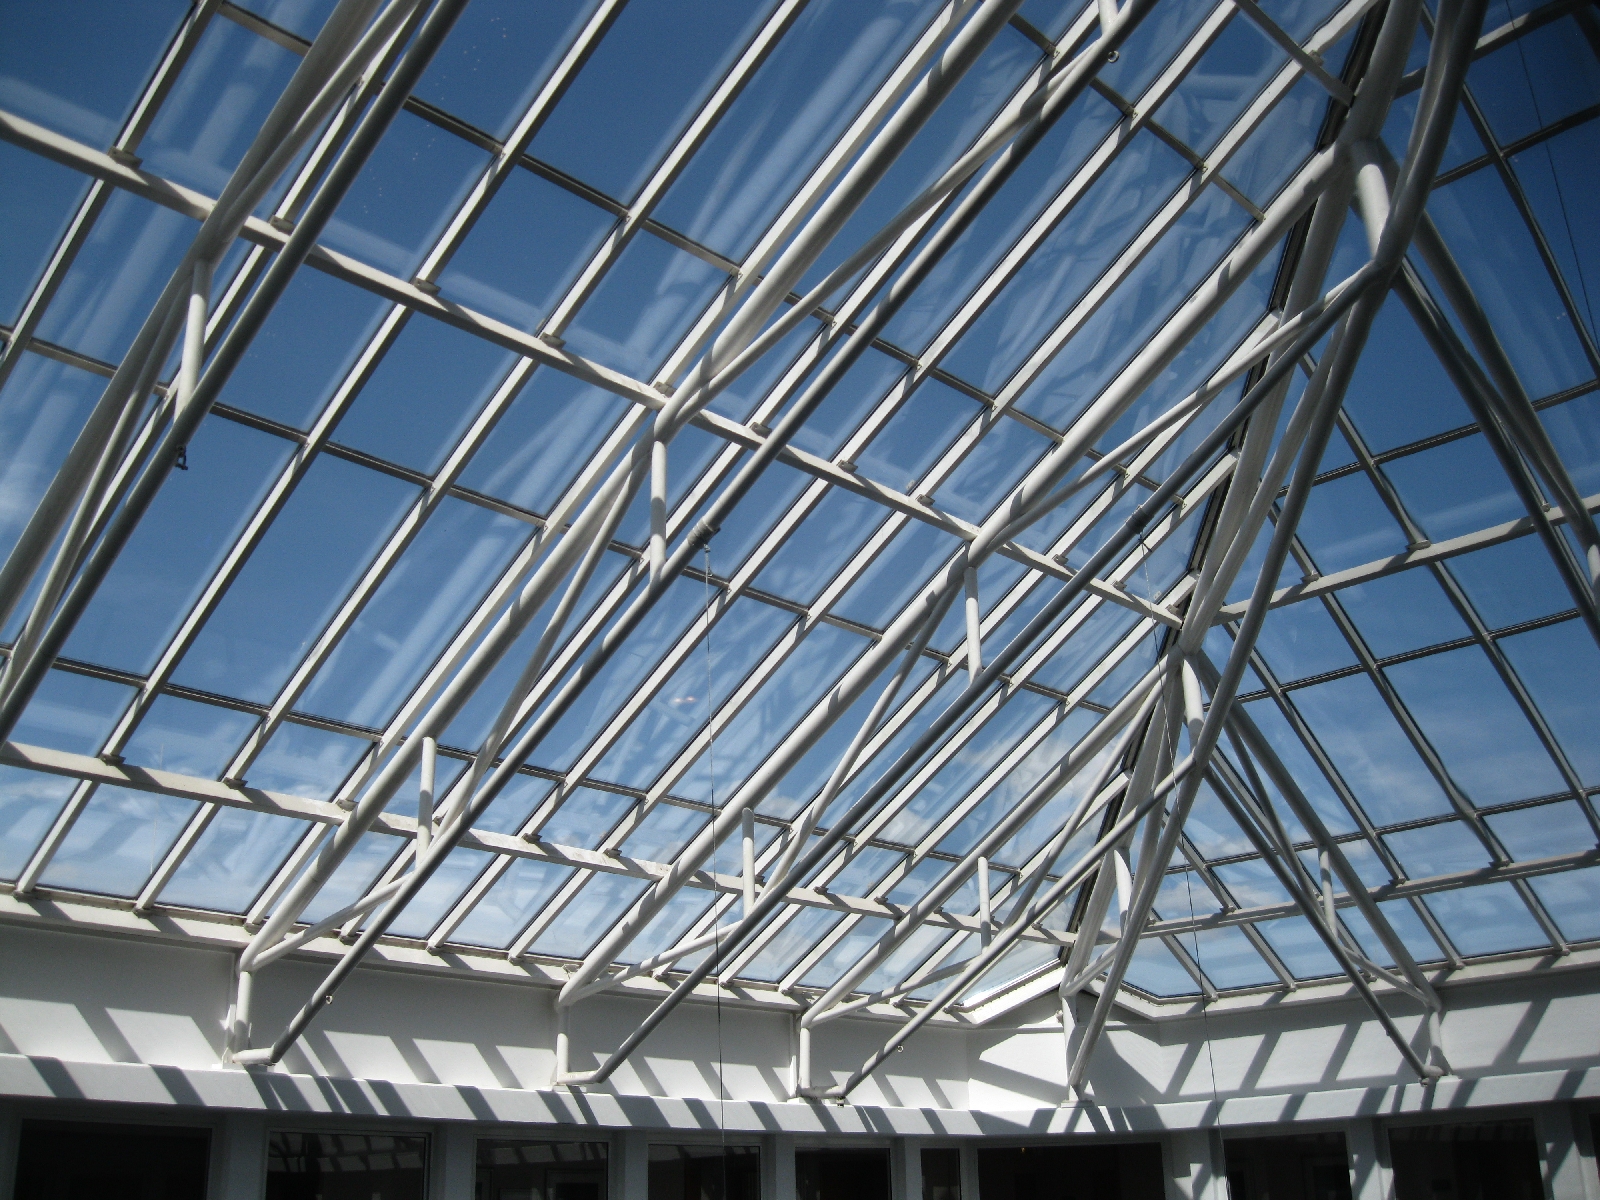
[1537, 1103, 1600, 1200]
[214, 1112, 268, 1200]
[612, 1130, 649, 1200]
[763, 1133, 797, 1200]
[1346, 1119, 1393, 1200]
[1165, 1130, 1226, 1200]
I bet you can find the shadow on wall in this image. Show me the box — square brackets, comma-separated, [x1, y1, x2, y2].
[967, 972, 1600, 1109]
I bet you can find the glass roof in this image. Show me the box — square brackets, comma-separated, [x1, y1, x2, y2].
[1, 0, 1597, 1086]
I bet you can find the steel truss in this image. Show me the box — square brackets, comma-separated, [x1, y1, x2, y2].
[2, 0, 1597, 1104]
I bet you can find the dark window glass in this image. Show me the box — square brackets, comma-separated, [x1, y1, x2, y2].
[267, 1130, 428, 1200]
[796, 1148, 890, 1200]
[976, 1143, 1165, 1200]
[649, 1144, 759, 1200]
[1222, 1132, 1351, 1200]
[1387, 1120, 1543, 1200]
[922, 1148, 961, 1200]
[476, 1139, 609, 1200]
[15, 1119, 209, 1200]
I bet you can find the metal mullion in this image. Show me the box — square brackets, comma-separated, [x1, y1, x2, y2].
[648, 0, 991, 390]
[791, 481, 1212, 870]
[414, 0, 629, 286]
[226, 355, 543, 778]
[539, 0, 810, 338]
[1175, 832, 1297, 992]
[1339, 412, 1597, 829]
[914, 0, 1243, 379]
[1304, 555, 1511, 860]
[877, 615, 1160, 857]
[982, 0, 1375, 417]
[1443, 51, 1600, 379]
[654, 0, 986, 389]
[0, 0, 222, 394]
[1243, 644, 1468, 969]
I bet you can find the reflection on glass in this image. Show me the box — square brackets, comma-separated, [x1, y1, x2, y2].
[797, 1149, 890, 1200]
[268, 1130, 427, 1200]
[1222, 1131, 1351, 1200]
[477, 1139, 608, 1200]
[649, 1144, 759, 1200]
[1387, 1120, 1543, 1200]
[977, 1142, 1165, 1200]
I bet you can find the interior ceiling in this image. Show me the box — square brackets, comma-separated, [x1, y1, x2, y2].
[0, 0, 1596, 1095]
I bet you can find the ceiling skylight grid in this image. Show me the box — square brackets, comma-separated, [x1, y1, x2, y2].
[0, 0, 1596, 1100]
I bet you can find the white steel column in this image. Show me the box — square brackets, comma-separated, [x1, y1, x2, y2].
[612, 1130, 650, 1200]
[213, 1112, 269, 1200]
[433, 1123, 478, 1200]
[893, 1138, 926, 1200]
[1345, 1119, 1393, 1200]
[958, 1143, 981, 1200]
[1537, 1104, 1600, 1200]
[1165, 1131, 1227, 1200]
[763, 1133, 797, 1200]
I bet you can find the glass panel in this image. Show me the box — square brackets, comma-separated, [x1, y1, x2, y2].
[530, 0, 779, 203]
[323, 110, 490, 279]
[332, 313, 518, 475]
[440, 169, 615, 334]
[655, 0, 944, 260]
[478, 1140, 608, 1200]
[40, 784, 197, 897]
[171, 455, 417, 704]
[1382, 645, 1566, 806]
[64, 417, 293, 674]
[1388, 1120, 1543, 1200]
[16, 1120, 209, 1200]
[1498, 621, 1600, 786]
[1222, 1132, 1352, 1200]
[1286, 673, 1454, 827]
[1527, 866, 1600, 942]
[416, 1, 605, 141]
[33, 191, 197, 363]
[0, 768, 78, 880]
[1338, 570, 1470, 659]
[220, 268, 391, 430]
[141, 17, 307, 201]
[0, 1, 190, 148]
[267, 1130, 428, 1200]
[976, 1143, 1166, 1200]
[0, 143, 90, 325]
[1422, 882, 1549, 955]
[649, 1144, 760, 1200]
[161, 807, 310, 914]
[796, 1151, 889, 1200]
[1485, 800, 1595, 863]
[1383, 821, 1492, 880]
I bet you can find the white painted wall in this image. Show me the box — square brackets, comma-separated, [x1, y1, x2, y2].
[2, 921, 1599, 1134]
